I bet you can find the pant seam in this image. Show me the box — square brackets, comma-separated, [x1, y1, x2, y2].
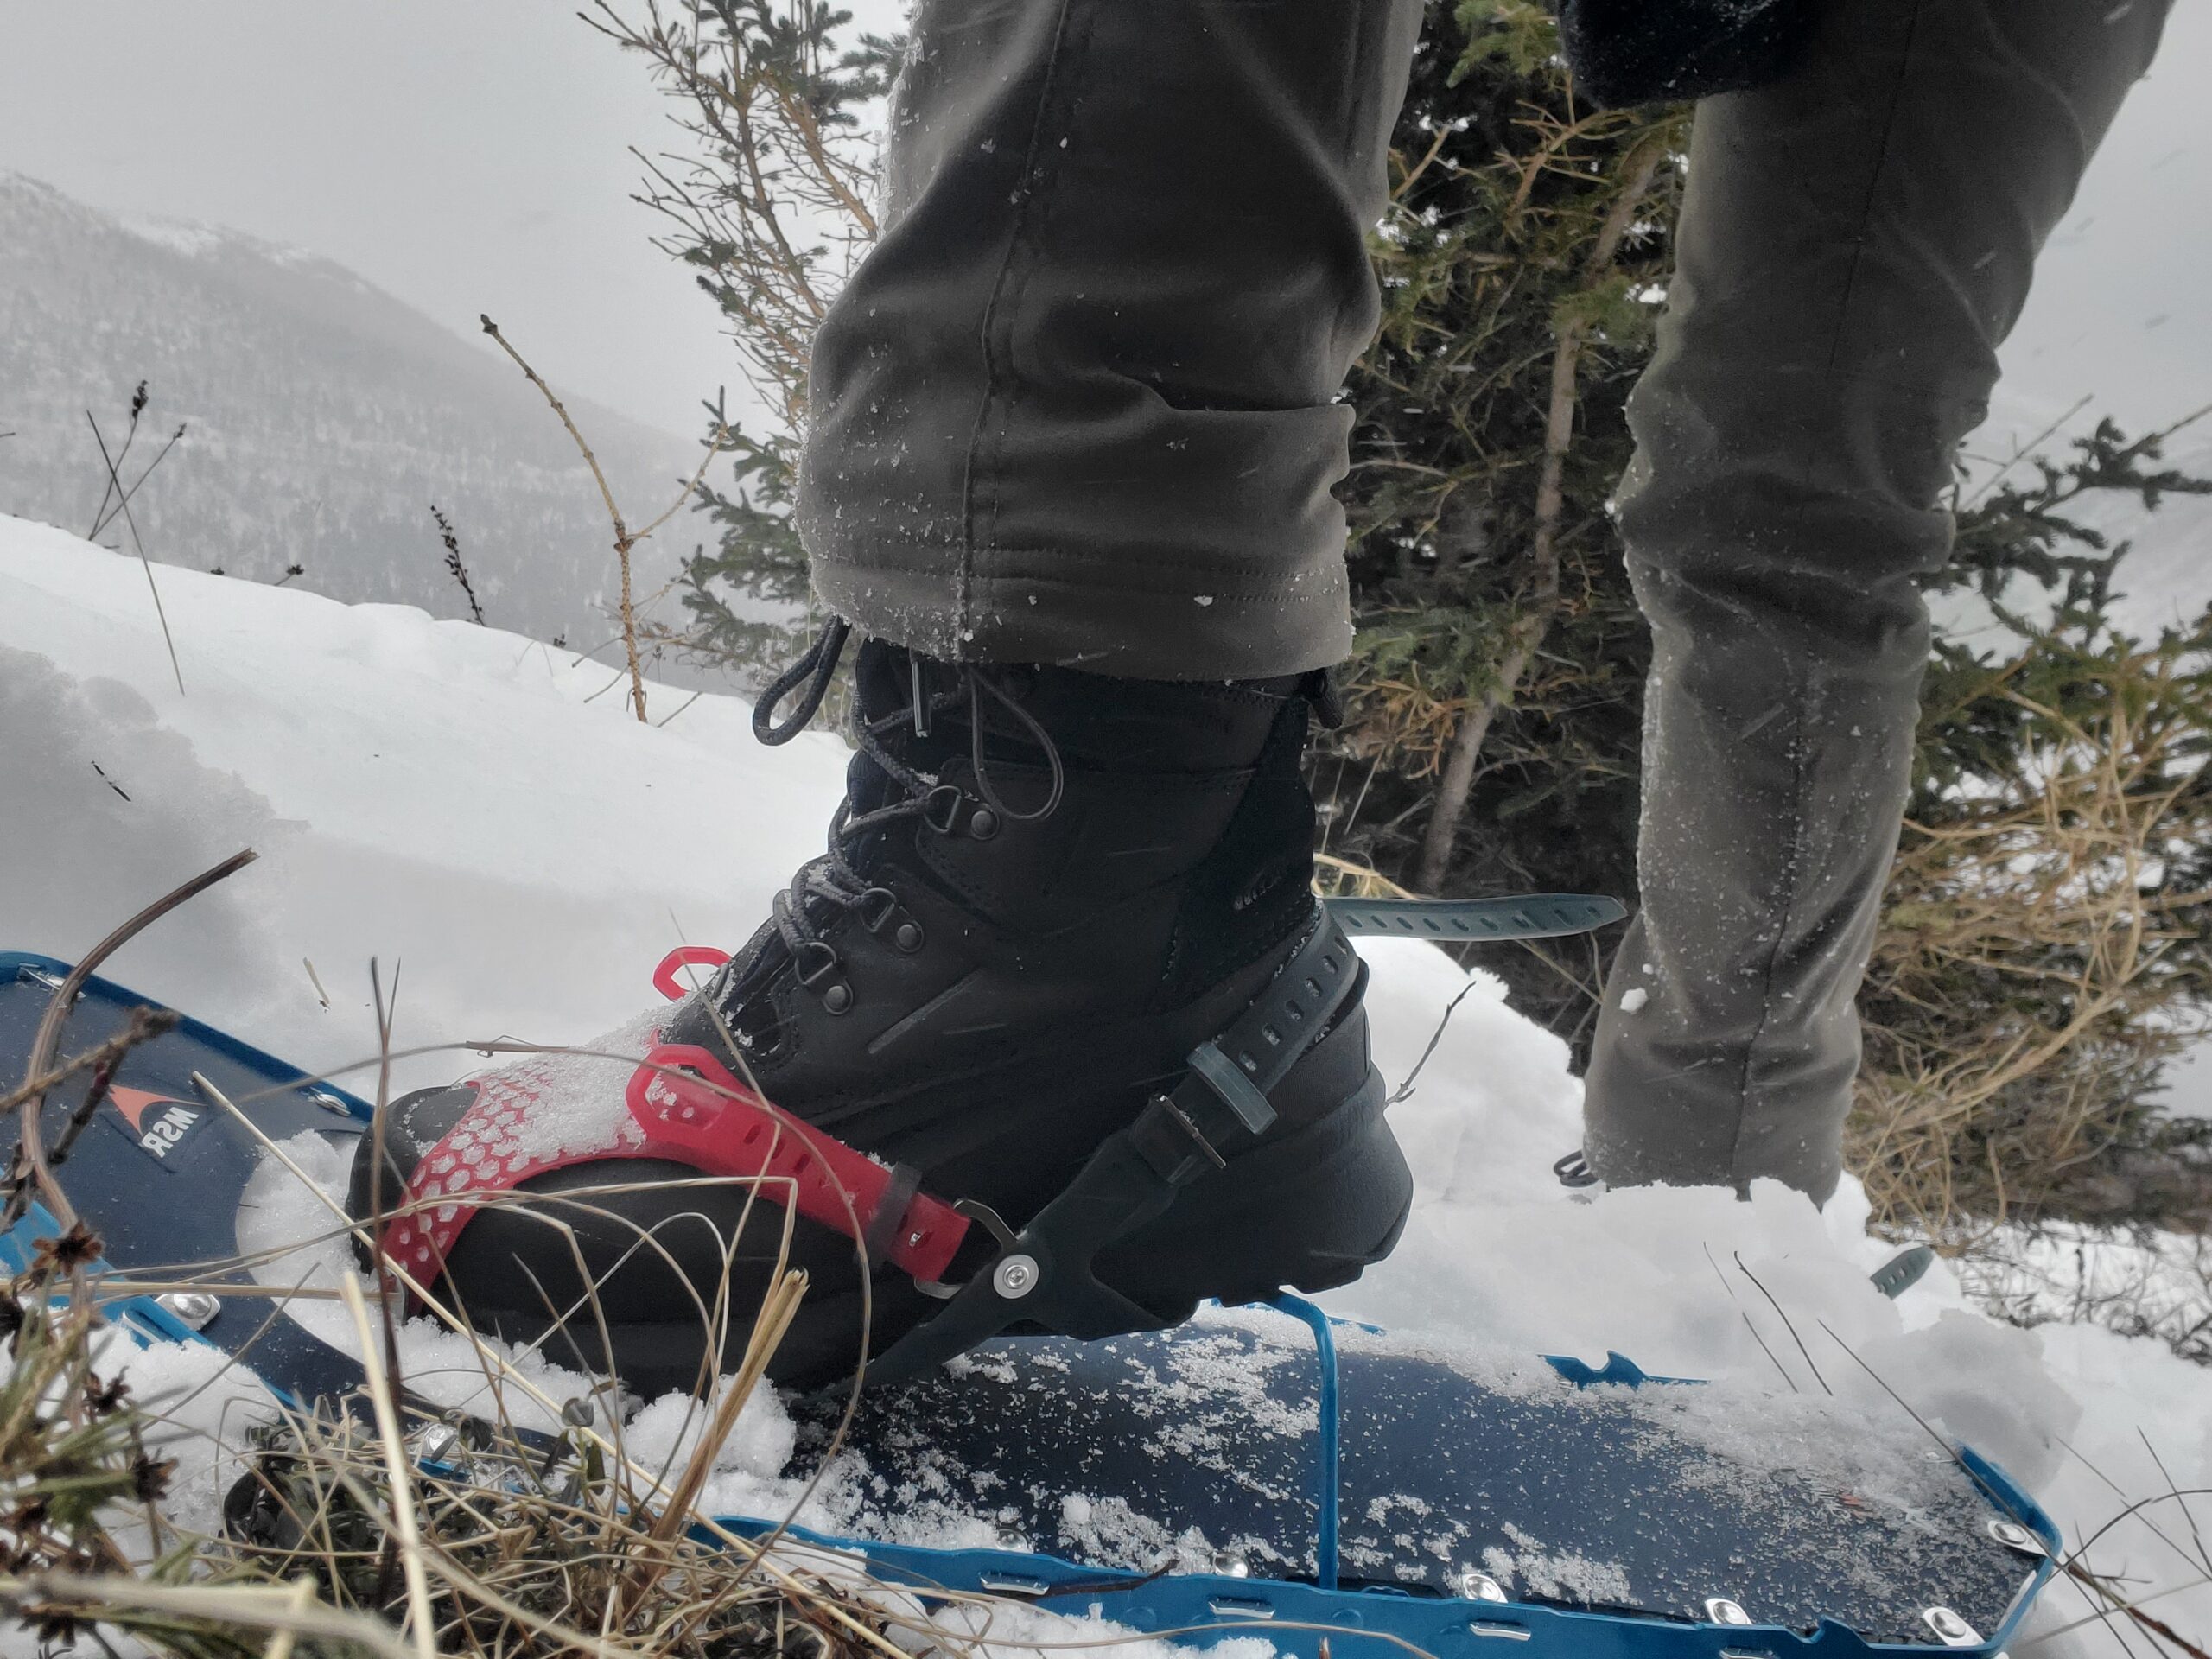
[1338, 0, 1375, 189]
[1819, 0, 1928, 377]
[1726, 676, 1809, 1185]
[957, 0, 1078, 650]
[1727, 0, 1925, 1181]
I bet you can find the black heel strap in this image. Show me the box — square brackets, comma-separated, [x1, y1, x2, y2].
[867, 908, 1359, 1386]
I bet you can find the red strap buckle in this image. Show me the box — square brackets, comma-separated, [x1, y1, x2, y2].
[652, 946, 732, 1002]
[625, 1044, 969, 1282]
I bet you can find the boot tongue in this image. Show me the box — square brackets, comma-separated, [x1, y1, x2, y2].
[677, 640, 966, 1061]
[846, 639, 972, 802]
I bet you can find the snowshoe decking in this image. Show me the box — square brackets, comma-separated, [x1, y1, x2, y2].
[0, 946, 2057, 1659]
[772, 1306, 2057, 1659]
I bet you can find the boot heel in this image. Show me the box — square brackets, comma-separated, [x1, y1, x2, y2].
[1098, 1057, 1413, 1317]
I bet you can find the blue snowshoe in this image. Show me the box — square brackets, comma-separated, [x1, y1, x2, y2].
[0, 941, 2062, 1659]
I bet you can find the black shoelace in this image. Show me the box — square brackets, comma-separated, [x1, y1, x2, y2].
[746, 619, 1067, 1009]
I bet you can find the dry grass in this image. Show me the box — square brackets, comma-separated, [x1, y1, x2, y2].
[1851, 663, 2212, 1244]
[0, 1198, 908, 1659]
[0, 862, 964, 1658]
[0, 1033, 1004, 1659]
[1337, 665, 1473, 786]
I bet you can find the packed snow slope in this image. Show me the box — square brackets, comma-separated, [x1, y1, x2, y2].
[3, 515, 2207, 1658]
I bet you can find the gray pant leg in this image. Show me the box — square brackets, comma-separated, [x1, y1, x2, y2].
[797, 0, 1421, 679]
[1583, 0, 2171, 1201]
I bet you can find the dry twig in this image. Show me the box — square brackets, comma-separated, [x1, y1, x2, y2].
[480, 315, 728, 721]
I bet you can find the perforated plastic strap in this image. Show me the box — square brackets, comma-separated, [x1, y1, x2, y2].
[861, 1160, 929, 1270]
[380, 1036, 971, 1297]
[1184, 1043, 1276, 1135]
[1128, 914, 1360, 1185]
[1324, 893, 1625, 942]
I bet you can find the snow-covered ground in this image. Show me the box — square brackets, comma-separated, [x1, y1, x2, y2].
[4, 515, 2209, 1659]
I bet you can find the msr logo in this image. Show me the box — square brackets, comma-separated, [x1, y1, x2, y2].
[110, 1087, 206, 1162]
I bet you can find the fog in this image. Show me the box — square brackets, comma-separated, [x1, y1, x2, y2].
[3, 1, 2202, 448]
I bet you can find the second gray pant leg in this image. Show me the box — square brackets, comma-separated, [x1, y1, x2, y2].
[1583, 0, 2170, 1200]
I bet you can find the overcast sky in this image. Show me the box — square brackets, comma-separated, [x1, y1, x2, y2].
[1, 0, 2205, 447]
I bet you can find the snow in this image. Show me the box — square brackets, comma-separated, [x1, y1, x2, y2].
[0, 510, 851, 1106]
[1483, 1525, 1632, 1605]
[3, 518, 2208, 1658]
[231, 1128, 625, 1432]
[1963, 1223, 2212, 1360]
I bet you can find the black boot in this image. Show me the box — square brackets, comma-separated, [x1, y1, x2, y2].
[350, 626, 1410, 1393]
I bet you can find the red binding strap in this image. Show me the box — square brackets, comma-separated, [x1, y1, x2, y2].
[378, 1035, 970, 1294]
[622, 1043, 968, 1281]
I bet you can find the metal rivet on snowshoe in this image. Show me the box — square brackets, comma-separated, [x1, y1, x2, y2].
[155, 1291, 221, 1330]
[303, 1087, 354, 1117]
[1212, 1551, 1250, 1578]
[893, 922, 925, 952]
[1704, 1599, 1751, 1627]
[822, 983, 855, 1014]
[1987, 1520, 2044, 1555]
[969, 806, 1000, 840]
[992, 1253, 1039, 1299]
[1457, 1570, 1509, 1604]
[1923, 1608, 1981, 1647]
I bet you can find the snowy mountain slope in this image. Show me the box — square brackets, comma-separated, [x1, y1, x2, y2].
[2, 514, 2206, 1658]
[0, 173, 702, 651]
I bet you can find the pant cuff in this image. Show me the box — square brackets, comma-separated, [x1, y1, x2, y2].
[813, 556, 1354, 680]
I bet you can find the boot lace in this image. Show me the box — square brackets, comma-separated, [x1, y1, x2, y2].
[744, 619, 1066, 1011]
